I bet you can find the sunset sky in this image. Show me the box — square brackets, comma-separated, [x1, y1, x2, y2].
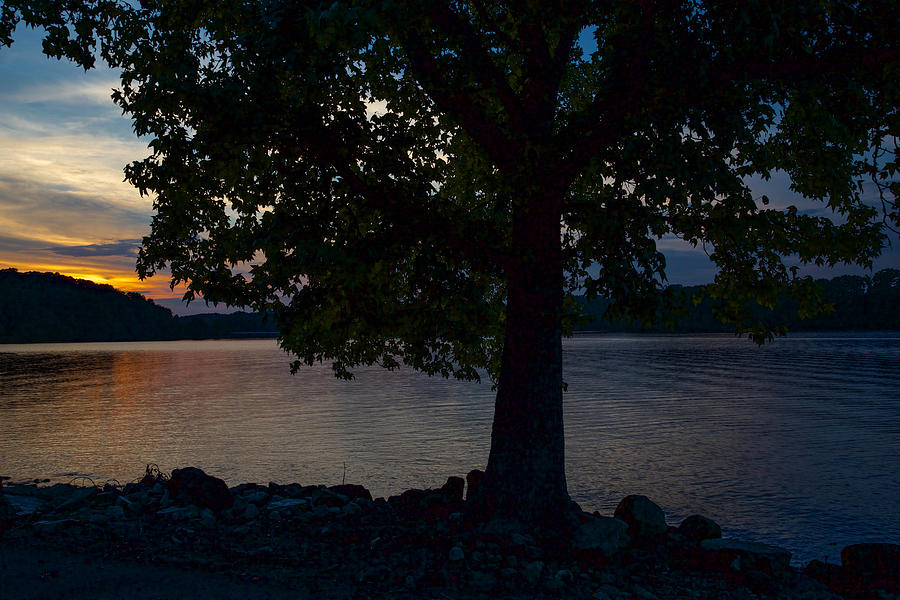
[1, 24, 898, 315]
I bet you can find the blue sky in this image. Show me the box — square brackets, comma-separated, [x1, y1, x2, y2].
[1, 24, 897, 315]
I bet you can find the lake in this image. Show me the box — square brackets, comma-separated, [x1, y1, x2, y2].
[1, 333, 898, 565]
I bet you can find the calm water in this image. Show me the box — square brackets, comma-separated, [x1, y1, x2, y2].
[1, 333, 898, 564]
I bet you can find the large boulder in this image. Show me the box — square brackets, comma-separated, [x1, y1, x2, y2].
[678, 514, 722, 542]
[573, 516, 630, 558]
[700, 538, 792, 578]
[167, 467, 233, 512]
[614, 495, 667, 540]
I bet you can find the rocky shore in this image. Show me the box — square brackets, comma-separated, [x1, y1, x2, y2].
[1, 467, 897, 599]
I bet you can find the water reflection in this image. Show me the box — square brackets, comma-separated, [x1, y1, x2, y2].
[1, 334, 899, 564]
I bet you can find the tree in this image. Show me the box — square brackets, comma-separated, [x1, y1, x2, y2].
[3, 1, 898, 527]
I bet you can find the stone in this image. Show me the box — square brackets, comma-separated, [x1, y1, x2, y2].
[199, 507, 217, 528]
[0, 495, 15, 520]
[167, 467, 233, 512]
[449, 545, 465, 561]
[157, 505, 200, 521]
[268, 498, 307, 510]
[242, 489, 270, 505]
[555, 569, 574, 583]
[700, 538, 792, 578]
[524, 560, 544, 583]
[841, 543, 900, 588]
[342, 501, 363, 517]
[105, 505, 126, 520]
[804, 558, 843, 587]
[2, 493, 45, 515]
[358, 564, 391, 582]
[440, 476, 465, 503]
[678, 514, 722, 542]
[469, 570, 498, 591]
[310, 487, 349, 507]
[33, 519, 80, 532]
[631, 584, 660, 600]
[54, 486, 98, 512]
[328, 484, 373, 502]
[389, 488, 427, 509]
[614, 495, 667, 539]
[465, 469, 484, 502]
[573, 516, 630, 557]
[115, 495, 136, 512]
[243, 503, 260, 520]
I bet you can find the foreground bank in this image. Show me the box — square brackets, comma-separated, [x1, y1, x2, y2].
[1, 467, 897, 600]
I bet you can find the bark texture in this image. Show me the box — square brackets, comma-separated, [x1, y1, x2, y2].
[473, 188, 574, 526]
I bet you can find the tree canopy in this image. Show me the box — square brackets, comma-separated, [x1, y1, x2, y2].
[3, 0, 898, 524]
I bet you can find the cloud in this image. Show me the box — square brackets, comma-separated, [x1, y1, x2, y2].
[47, 239, 141, 257]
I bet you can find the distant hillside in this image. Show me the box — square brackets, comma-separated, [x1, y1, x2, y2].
[0, 269, 277, 343]
[575, 269, 900, 333]
[2, 267, 897, 344]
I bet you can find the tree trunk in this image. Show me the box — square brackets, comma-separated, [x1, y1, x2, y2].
[473, 189, 574, 527]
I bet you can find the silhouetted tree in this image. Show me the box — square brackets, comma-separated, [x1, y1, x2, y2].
[3, 1, 898, 525]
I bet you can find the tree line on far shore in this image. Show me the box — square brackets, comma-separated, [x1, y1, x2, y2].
[576, 268, 900, 333]
[0, 269, 276, 343]
[1, 267, 897, 344]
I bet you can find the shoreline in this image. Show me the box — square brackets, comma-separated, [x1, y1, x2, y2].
[3, 467, 898, 599]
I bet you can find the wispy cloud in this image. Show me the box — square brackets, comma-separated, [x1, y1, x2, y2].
[47, 239, 141, 257]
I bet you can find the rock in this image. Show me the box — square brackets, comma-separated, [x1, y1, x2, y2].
[841, 543, 900, 589]
[55, 486, 98, 512]
[573, 516, 629, 557]
[33, 519, 80, 533]
[328, 484, 373, 502]
[342, 501, 363, 517]
[388, 488, 427, 509]
[2, 493, 45, 515]
[631, 583, 660, 599]
[449, 545, 465, 561]
[678, 514, 721, 542]
[157, 505, 200, 521]
[167, 467, 233, 512]
[465, 469, 484, 502]
[242, 489, 270, 505]
[542, 577, 563, 592]
[700, 538, 792, 578]
[440, 477, 465, 503]
[106, 505, 126, 520]
[243, 503, 260, 520]
[614, 495, 667, 539]
[310, 487, 349, 507]
[115, 494, 136, 512]
[358, 564, 391, 582]
[0, 495, 15, 520]
[199, 507, 217, 528]
[268, 498, 307, 511]
[276, 483, 316, 498]
[804, 558, 843, 586]
[524, 560, 544, 583]
[596, 584, 626, 599]
[469, 570, 497, 591]
[555, 569, 574, 583]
